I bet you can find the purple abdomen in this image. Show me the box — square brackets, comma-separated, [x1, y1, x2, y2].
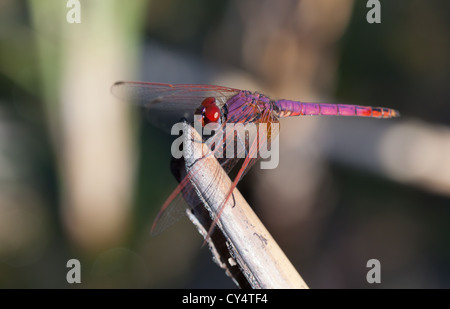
[275, 100, 399, 119]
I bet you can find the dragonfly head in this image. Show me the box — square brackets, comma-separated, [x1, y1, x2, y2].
[195, 97, 222, 129]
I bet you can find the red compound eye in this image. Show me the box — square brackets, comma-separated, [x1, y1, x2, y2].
[204, 105, 220, 123]
[201, 97, 220, 123]
[202, 97, 216, 107]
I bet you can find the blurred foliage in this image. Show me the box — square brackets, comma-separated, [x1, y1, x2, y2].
[336, 0, 450, 124]
[145, 0, 229, 52]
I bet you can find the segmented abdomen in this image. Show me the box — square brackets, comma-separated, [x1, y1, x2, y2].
[275, 100, 399, 119]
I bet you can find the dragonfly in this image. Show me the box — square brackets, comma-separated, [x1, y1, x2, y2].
[111, 81, 399, 238]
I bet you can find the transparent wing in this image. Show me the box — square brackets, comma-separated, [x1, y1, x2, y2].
[151, 154, 234, 236]
[111, 81, 241, 132]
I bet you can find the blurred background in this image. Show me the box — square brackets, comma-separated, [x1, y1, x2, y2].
[0, 0, 449, 288]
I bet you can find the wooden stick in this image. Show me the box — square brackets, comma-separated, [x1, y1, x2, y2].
[177, 123, 308, 289]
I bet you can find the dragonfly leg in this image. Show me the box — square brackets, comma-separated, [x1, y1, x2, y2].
[231, 192, 236, 208]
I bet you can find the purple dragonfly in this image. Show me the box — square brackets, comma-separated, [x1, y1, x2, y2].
[112, 81, 399, 237]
